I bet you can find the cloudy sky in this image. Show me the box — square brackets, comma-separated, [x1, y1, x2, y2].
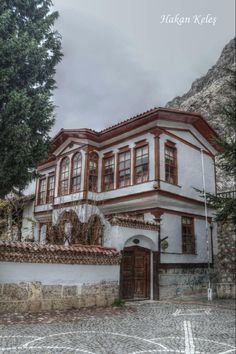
[51, 0, 235, 135]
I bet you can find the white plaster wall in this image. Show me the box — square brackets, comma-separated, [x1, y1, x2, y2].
[157, 120, 217, 155]
[160, 213, 212, 264]
[159, 133, 215, 199]
[103, 213, 212, 264]
[0, 262, 120, 285]
[104, 225, 159, 251]
[52, 203, 105, 225]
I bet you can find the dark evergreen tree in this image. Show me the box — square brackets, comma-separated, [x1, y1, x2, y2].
[206, 68, 236, 224]
[0, 0, 62, 197]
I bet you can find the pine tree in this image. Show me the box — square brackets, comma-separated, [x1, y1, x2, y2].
[0, 0, 62, 197]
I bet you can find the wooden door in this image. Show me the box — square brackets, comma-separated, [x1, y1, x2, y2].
[121, 246, 150, 300]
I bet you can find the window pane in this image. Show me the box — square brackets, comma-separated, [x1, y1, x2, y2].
[134, 145, 149, 184]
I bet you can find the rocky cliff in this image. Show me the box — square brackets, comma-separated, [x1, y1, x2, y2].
[166, 37, 235, 190]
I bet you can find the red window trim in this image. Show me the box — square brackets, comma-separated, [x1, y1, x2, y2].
[46, 174, 55, 204]
[117, 149, 131, 188]
[118, 145, 129, 152]
[134, 144, 149, 184]
[182, 216, 196, 254]
[70, 152, 82, 193]
[59, 156, 70, 196]
[134, 139, 147, 148]
[88, 152, 99, 192]
[165, 141, 178, 185]
[102, 155, 115, 192]
[38, 177, 47, 205]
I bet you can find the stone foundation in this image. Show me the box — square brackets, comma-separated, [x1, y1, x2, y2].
[216, 220, 236, 299]
[159, 266, 208, 299]
[216, 283, 236, 299]
[0, 281, 119, 314]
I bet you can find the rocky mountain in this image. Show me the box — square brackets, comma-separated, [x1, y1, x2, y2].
[166, 37, 235, 132]
[166, 37, 236, 190]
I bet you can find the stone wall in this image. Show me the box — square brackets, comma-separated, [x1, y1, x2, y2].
[216, 220, 236, 299]
[0, 281, 119, 314]
[159, 265, 209, 299]
[0, 241, 120, 313]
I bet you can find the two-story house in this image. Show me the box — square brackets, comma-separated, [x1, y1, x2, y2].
[33, 107, 220, 300]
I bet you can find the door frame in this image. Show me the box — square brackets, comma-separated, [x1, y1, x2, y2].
[120, 245, 151, 300]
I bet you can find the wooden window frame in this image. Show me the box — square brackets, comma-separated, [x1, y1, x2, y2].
[38, 177, 47, 205]
[117, 149, 131, 188]
[59, 156, 70, 196]
[165, 141, 178, 185]
[71, 152, 82, 193]
[182, 216, 195, 254]
[88, 152, 98, 192]
[102, 155, 115, 191]
[46, 174, 55, 203]
[134, 144, 149, 184]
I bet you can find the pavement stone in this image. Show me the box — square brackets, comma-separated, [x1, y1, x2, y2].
[0, 301, 235, 353]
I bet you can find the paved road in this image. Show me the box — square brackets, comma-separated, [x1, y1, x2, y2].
[0, 302, 235, 353]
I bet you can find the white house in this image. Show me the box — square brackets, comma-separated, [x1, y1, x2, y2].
[32, 107, 220, 300]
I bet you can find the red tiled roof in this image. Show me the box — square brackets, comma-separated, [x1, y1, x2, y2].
[0, 241, 118, 255]
[50, 107, 220, 152]
[0, 241, 120, 265]
[107, 215, 160, 231]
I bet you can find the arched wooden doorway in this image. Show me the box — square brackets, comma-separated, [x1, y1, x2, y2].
[121, 246, 150, 300]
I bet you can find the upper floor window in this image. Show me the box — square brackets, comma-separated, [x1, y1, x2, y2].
[182, 216, 195, 254]
[47, 175, 54, 203]
[134, 145, 149, 184]
[103, 156, 115, 191]
[71, 152, 82, 193]
[118, 151, 131, 187]
[165, 142, 177, 184]
[59, 157, 70, 195]
[88, 152, 98, 192]
[38, 178, 46, 204]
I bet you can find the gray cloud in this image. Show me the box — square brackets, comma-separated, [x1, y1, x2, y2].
[52, 0, 235, 135]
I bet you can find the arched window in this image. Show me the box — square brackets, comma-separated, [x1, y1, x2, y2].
[59, 157, 70, 195]
[71, 152, 82, 193]
[87, 215, 103, 245]
[88, 152, 98, 192]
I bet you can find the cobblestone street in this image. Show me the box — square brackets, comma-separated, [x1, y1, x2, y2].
[0, 301, 235, 353]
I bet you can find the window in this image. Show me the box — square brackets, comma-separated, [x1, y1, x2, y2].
[182, 216, 195, 254]
[88, 152, 98, 192]
[59, 157, 70, 195]
[47, 175, 54, 203]
[118, 151, 131, 187]
[38, 178, 46, 204]
[134, 145, 149, 184]
[165, 143, 177, 184]
[71, 153, 82, 193]
[103, 156, 114, 191]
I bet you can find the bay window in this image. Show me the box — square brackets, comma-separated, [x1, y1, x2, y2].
[59, 157, 70, 195]
[165, 142, 177, 184]
[103, 156, 115, 191]
[134, 145, 149, 184]
[71, 152, 82, 193]
[118, 151, 131, 187]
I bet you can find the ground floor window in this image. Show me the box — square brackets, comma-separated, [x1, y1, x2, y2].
[182, 216, 195, 254]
